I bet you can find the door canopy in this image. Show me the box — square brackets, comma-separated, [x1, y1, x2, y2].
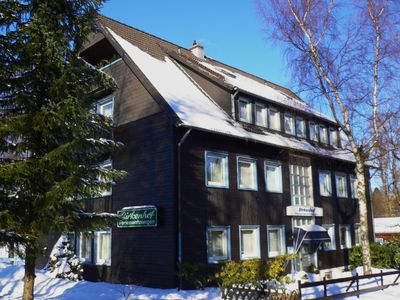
[293, 224, 331, 254]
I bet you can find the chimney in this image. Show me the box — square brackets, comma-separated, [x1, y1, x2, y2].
[190, 40, 204, 59]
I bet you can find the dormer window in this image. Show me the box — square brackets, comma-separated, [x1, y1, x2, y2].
[319, 125, 328, 144]
[268, 107, 281, 131]
[238, 99, 252, 123]
[97, 96, 114, 120]
[284, 113, 295, 135]
[255, 103, 267, 127]
[296, 116, 306, 138]
[329, 128, 338, 147]
[309, 121, 319, 142]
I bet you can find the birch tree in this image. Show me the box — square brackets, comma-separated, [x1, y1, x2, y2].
[257, 0, 400, 274]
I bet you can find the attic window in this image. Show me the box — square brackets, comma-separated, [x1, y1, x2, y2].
[219, 68, 236, 78]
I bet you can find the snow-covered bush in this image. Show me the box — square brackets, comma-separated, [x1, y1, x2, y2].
[46, 235, 83, 281]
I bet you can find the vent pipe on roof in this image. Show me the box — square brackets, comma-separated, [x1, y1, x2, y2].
[190, 40, 204, 59]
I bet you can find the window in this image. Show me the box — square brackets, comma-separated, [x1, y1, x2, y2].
[268, 107, 281, 131]
[322, 224, 336, 251]
[309, 122, 319, 142]
[99, 161, 113, 196]
[207, 226, 231, 263]
[339, 225, 351, 249]
[354, 224, 361, 246]
[319, 170, 332, 196]
[290, 164, 313, 206]
[78, 232, 93, 263]
[296, 116, 306, 138]
[238, 99, 252, 123]
[350, 175, 358, 199]
[97, 97, 114, 120]
[264, 161, 283, 193]
[237, 157, 258, 191]
[267, 225, 286, 257]
[255, 103, 267, 127]
[319, 125, 328, 144]
[77, 230, 112, 265]
[329, 128, 338, 147]
[284, 113, 295, 135]
[94, 229, 112, 265]
[335, 173, 348, 198]
[293, 217, 314, 228]
[205, 151, 229, 188]
[239, 225, 260, 259]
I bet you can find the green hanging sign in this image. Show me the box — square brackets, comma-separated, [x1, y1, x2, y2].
[117, 206, 157, 228]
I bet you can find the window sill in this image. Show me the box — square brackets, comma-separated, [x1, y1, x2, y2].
[207, 258, 230, 264]
[206, 184, 229, 189]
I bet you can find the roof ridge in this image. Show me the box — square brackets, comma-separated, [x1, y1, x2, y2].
[97, 14, 189, 53]
[97, 14, 302, 102]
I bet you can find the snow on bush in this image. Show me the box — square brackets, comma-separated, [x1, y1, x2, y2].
[46, 235, 83, 281]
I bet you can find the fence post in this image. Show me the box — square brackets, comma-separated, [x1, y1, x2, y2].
[356, 272, 359, 298]
[323, 276, 327, 297]
[298, 280, 302, 300]
[381, 270, 383, 287]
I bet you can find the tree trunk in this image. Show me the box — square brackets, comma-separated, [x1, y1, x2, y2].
[23, 244, 36, 300]
[355, 158, 372, 275]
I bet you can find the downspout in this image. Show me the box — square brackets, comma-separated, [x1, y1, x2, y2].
[231, 87, 239, 119]
[177, 128, 192, 290]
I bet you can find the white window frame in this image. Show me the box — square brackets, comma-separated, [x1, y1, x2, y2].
[206, 226, 231, 263]
[329, 128, 338, 147]
[255, 103, 267, 127]
[237, 156, 258, 191]
[309, 121, 319, 142]
[268, 107, 281, 131]
[284, 113, 295, 135]
[239, 225, 261, 260]
[290, 163, 314, 206]
[77, 231, 93, 264]
[319, 125, 328, 144]
[354, 223, 361, 246]
[339, 224, 352, 249]
[97, 96, 114, 120]
[238, 98, 252, 123]
[264, 160, 283, 193]
[267, 225, 286, 257]
[99, 160, 113, 197]
[94, 229, 112, 266]
[296, 116, 306, 138]
[205, 151, 229, 188]
[335, 172, 348, 198]
[350, 175, 358, 199]
[319, 170, 332, 197]
[322, 224, 336, 251]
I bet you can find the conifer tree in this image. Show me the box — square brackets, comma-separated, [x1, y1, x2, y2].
[0, 1, 125, 299]
[47, 234, 83, 281]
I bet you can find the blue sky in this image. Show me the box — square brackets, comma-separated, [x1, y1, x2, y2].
[100, 0, 289, 87]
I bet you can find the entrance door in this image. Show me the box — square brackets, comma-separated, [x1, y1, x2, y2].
[292, 217, 317, 272]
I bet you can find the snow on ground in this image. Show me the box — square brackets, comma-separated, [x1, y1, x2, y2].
[1, 263, 400, 299]
[294, 267, 400, 300]
[0, 263, 222, 300]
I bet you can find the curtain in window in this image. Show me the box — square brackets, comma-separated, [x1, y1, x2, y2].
[209, 230, 225, 257]
[208, 157, 223, 184]
[241, 230, 256, 256]
[239, 161, 254, 188]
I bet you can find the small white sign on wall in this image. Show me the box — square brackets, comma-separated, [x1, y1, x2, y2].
[286, 206, 323, 217]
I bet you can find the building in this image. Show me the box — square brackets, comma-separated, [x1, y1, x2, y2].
[374, 217, 400, 242]
[74, 15, 374, 288]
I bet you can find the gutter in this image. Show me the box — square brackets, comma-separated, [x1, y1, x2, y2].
[177, 128, 192, 290]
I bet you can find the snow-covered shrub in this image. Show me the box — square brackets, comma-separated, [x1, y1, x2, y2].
[46, 235, 83, 281]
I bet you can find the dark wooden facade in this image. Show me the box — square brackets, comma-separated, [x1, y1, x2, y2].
[70, 15, 375, 289]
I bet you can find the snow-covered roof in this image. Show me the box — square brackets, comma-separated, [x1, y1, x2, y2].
[374, 217, 400, 234]
[106, 28, 356, 163]
[200, 61, 334, 123]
